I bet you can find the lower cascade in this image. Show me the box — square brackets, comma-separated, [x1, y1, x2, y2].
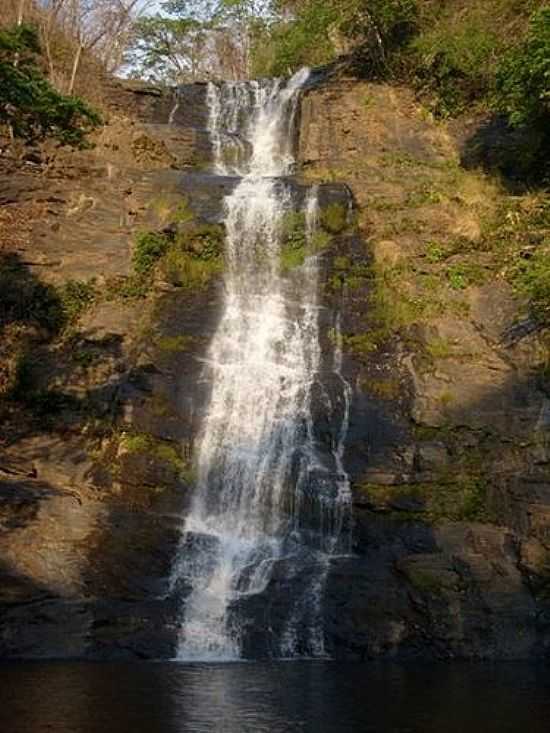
[173, 69, 352, 661]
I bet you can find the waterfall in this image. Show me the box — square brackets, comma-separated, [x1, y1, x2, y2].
[174, 69, 351, 661]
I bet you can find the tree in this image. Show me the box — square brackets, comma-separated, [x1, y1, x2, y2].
[34, 0, 150, 92]
[126, 0, 272, 82]
[250, 0, 418, 78]
[129, 14, 209, 83]
[495, 7, 550, 128]
[0, 23, 101, 145]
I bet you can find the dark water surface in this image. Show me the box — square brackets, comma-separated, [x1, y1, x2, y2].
[1, 661, 550, 733]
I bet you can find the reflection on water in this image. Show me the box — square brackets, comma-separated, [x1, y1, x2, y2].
[1, 661, 550, 733]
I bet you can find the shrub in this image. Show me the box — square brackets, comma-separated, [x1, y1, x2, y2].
[59, 280, 97, 323]
[512, 249, 550, 325]
[320, 202, 348, 234]
[251, 0, 417, 78]
[177, 223, 224, 260]
[495, 7, 550, 128]
[425, 242, 447, 263]
[252, 2, 336, 77]
[0, 24, 101, 145]
[133, 231, 172, 275]
[163, 248, 223, 289]
[409, 20, 499, 116]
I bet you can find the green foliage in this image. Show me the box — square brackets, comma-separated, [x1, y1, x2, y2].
[341, 258, 461, 357]
[133, 231, 172, 276]
[361, 375, 401, 400]
[124, 223, 224, 297]
[107, 274, 152, 301]
[162, 223, 224, 288]
[512, 249, 550, 325]
[0, 24, 100, 145]
[150, 196, 194, 226]
[425, 242, 447, 263]
[401, 0, 546, 118]
[252, 1, 337, 77]
[447, 265, 467, 291]
[359, 475, 490, 523]
[121, 433, 153, 455]
[320, 202, 348, 234]
[162, 247, 223, 290]
[128, 14, 206, 85]
[495, 7, 550, 127]
[280, 211, 307, 270]
[279, 211, 331, 272]
[328, 254, 369, 292]
[446, 262, 487, 290]
[177, 223, 225, 260]
[282, 211, 307, 247]
[409, 20, 499, 116]
[59, 280, 97, 324]
[120, 431, 184, 471]
[251, 0, 417, 77]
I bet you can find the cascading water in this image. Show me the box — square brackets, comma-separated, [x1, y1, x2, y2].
[173, 69, 352, 661]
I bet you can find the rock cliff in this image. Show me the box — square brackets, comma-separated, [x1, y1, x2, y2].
[1, 71, 549, 660]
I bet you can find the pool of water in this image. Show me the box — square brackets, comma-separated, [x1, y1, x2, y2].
[1, 661, 549, 732]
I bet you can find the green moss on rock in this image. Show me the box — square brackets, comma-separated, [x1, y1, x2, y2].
[321, 202, 348, 234]
[358, 474, 492, 524]
[156, 335, 193, 353]
[280, 211, 331, 272]
[119, 431, 185, 472]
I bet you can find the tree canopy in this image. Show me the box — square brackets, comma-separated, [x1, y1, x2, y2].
[0, 22, 100, 145]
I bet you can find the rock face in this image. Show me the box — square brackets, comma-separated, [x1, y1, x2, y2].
[1, 73, 549, 660]
[298, 74, 550, 659]
[0, 80, 212, 659]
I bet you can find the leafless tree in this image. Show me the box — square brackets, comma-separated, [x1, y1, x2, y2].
[36, 0, 151, 92]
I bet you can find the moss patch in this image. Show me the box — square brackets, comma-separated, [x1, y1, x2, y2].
[328, 255, 370, 292]
[280, 211, 332, 272]
[343, 262, 445, 356]
[321, 202, 348, 234]
[119, 431, 186, 473]
[358, 475, 492, 524]
[156, 335, 193, 353]
[361, 376, 402, 400]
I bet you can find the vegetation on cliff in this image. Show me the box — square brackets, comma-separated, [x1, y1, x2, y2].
[250, 0, 548, 126]
[0, 23, 100, 145]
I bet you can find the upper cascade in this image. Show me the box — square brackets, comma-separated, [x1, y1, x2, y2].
[206, 68, 310, 178]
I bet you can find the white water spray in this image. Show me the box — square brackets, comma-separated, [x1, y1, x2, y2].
[174, 70, 351, 660]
